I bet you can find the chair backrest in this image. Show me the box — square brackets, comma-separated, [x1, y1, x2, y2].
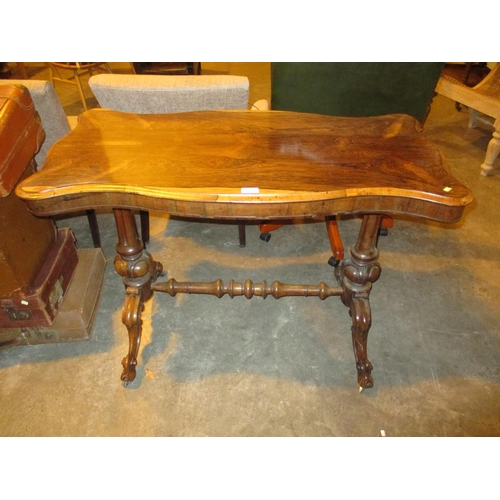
[0, 79, 71, 168]
[88, 74, 250, 113]
[270, 62, 445, 123]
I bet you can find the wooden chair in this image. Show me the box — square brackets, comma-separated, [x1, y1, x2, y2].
[435, 62, 500, 176]
[88, 73, 250, 246]
[253, 62, 444, 265]
[48, 63, 112, 111]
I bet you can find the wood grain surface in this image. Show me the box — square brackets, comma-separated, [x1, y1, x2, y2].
[16, 110, 473, 222]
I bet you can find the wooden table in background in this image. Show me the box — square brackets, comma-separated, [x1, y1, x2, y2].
[16, 110, 473, 389]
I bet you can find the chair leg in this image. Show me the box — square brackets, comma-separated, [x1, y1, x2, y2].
[325, 216, 344, 267]
[238, 223, 246, 247]
[381, 216, 393, 229]
[480, 123, 500, 176]
[86, 210, 101, 248]
[140, 210, 150, 245]
[73, 70, 88, 111]
[48, 65, 55, 85]
[468, 108, 479, 128]
[378, 215, 394, 236]
[258, 222, 285, 241]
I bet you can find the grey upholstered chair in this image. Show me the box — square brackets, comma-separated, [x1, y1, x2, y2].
[0, 79, 101, 247]
[89, 73, 251, 245]
[89, 74, 250, 113]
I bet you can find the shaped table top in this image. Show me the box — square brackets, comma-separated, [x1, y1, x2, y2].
[16, 109, 473, 222]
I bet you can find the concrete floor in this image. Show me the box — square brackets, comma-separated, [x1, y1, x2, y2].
[1, 63, 499, 437]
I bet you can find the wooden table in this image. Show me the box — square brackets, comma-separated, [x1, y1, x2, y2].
[16, 109, 473, 389]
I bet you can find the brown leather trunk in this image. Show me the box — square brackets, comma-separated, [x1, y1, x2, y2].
[0, 228, 78, 327]
[0, 248, 106, 348]
[0, 84, 57, 296]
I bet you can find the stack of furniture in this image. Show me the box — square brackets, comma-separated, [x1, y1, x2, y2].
[0, 79, 102, 247]
[0, 84, 105, 348]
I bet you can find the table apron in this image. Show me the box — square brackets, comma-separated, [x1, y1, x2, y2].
[22, 192, 467, 224]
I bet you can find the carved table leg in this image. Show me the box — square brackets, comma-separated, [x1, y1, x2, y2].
[336, 214, 382, 389]
[113, 209, 163, 383]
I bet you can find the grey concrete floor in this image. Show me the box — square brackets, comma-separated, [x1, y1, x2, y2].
[1, 63, 499, 437]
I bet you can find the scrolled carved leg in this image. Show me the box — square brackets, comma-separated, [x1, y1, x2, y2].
[113, 209, 163, 384]
[337, 214, 382, 390]
[120, 287, 143, 383]
[350, 296, 374, 389]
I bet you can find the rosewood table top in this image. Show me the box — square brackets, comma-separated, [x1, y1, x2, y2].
[16, 109, 472, 221]
[16, 109, 473, 390]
